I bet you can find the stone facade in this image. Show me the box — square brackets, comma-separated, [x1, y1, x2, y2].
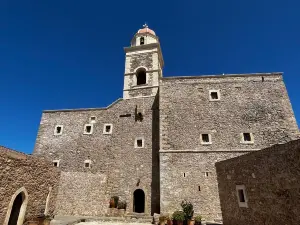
[159, 74, 299, 220]
[32, 26, 299, 220]
[0, 146, 60, 225]
[34, 96, 160, 216]
[216, 139, 300, 225]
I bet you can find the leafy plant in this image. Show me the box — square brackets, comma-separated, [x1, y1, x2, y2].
[194, 215, 202, 222]
[117, 201, 127, 210]
[172, 211, 185, 222]
[181, 200, 194, 220]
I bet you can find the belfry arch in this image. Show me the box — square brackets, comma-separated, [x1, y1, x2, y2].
[4, 187, 28, 225]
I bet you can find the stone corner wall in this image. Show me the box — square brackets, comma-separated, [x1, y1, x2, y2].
[216, 139, 300, 225]
[0, 146, 61, 224]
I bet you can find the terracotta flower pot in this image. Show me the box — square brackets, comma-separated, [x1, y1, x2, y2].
[188, 219, 195, 225]
[167, 219, 173, 225]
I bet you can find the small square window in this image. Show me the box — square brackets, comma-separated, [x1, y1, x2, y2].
[84, 124, 93, 134]
[201, 134, 212, 145]
[84, 160, 91, 168]
[53, 160, 60, 167]
[54, 125, 63, 135]
[209, 90, 220, 101]
[103, 124, 113, 134]
[90, 116, 96, 123]
[236, 185, 248, 208]
[135, 138, 144, 148]
[241, 133, 254, 144]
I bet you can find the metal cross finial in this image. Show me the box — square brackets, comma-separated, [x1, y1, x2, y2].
[143, 23, 148, 28]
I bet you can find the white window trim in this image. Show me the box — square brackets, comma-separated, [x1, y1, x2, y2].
[53, 160, 60, 168]
[103, 123, 113, 134]
[54, 125, 63, 136]
[135, 137, 145, 148]
[236, 185, 248, 208]
[84, 159, 91, 168]
[90, 116, 97, 123]
[240, 133, 254, 144]
[209, 90, 221, 101]
[84, 124, 93, 135]
[200, 133, 212, 145]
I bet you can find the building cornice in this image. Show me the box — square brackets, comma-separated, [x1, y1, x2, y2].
[159, 149, 260, 153]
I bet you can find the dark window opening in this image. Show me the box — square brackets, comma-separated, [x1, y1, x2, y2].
[238, 189, 246, 202]
[183, 173, 186, 177]
[85, 125, 92, 133]
[198, 186, 201, 191]
[120, 114, 131, 118]
[202, 134, 210, 143]
[8, 192, 24, 225]
[91, 116, 96, 121]
[105, 125, 111, 133]
[140, 37, 144, 45]
[205, 172, 209, 177]
[243, 133, 252, 142]
[137, 139, 143, 147]
[262, 76, 265, 82]
[53, 162, 58, 167]
[136, 68, 147, 85]
[85, 162, 90, 168]
[56, 126, 62, 134]
[211, 92, 219, 100]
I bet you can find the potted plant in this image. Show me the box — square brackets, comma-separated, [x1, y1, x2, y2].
[159, 215, 168, 225]
[172, 211, 185, 225]
[166, 215, 173, 225]
[181, 200, 194, 225]
[117, 201, 127, 216]
[194, 215, 202, 225]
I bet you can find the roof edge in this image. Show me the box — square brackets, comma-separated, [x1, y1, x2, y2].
[43, 98, 123, 113]
[161, 72, 283, 80]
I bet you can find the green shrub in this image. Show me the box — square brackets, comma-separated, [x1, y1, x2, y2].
[172, 211, 185, 222]
[181, 200, 194, 220]
[117, 201, 127, 210]
[194, 215, 202, 222]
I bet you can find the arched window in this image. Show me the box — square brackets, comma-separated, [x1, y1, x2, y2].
[140, 37, 144, 45]
[136, 68, 147, 85]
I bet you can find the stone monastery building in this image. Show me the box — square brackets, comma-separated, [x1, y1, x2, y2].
[33, 25, 299, 220]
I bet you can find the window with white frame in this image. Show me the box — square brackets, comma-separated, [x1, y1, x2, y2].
[54, 125, 63, 135]
[84, 160, 91, 168]
[209, 90, 220, 101]
[53, 160, 60, 167]
[135, 137, 144, 148]
[84, 124, 93, 134]
[241, 133, 254, 144]
[103, 124, 113, 134]
[236, 185, 248, 208]
[201, 133, 212, 145]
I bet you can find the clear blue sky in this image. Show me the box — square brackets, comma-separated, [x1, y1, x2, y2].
[0, 0, 299, 154]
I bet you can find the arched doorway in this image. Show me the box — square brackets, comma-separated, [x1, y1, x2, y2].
[133, 189, 145, 213]
[4, 187, 28, 225]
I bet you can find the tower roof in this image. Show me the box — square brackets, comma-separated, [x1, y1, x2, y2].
[137, 24, 156, 36]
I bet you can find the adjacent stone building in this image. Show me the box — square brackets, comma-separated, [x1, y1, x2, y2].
[0, 146, 60, 225]
[33, 25, 299, 220]
[216, 139, 300, 225]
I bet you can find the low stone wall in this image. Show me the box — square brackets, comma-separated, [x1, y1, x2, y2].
[0, 146, 60, 224]
[216, 139, 300, 225]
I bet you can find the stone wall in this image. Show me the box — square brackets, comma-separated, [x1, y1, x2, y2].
[33, 96, 160, 215]
[216, 139, 300, 225]
[0, 146, 60, 224]
[159, 73, 299, 220]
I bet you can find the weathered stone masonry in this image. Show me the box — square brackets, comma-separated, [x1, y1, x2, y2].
[216, 139, 300, 225]
[159, 74, 299, 219]
[0, 146, 60, 224]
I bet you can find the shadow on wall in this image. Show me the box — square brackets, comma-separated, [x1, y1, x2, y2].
[151, 93, 160, 215]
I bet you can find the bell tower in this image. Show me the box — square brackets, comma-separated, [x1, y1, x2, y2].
[123, 24, 164, 99]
